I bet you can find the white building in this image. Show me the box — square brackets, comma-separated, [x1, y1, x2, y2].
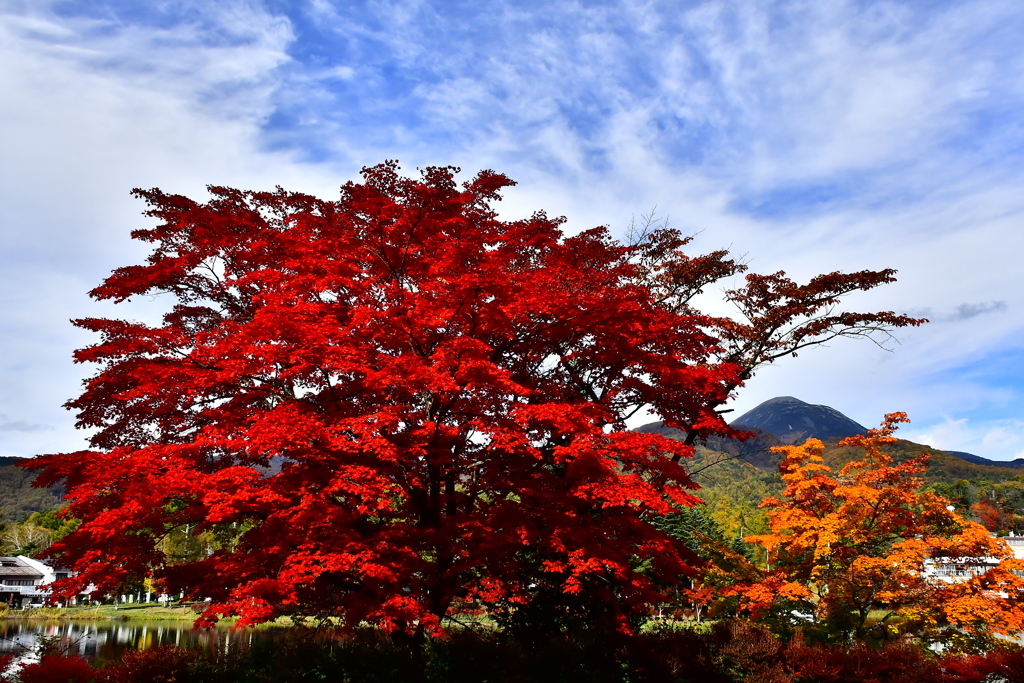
[0, 556, 68, 608]
[924, 532, 1024, 583]
[1004, 533, 1024, 560]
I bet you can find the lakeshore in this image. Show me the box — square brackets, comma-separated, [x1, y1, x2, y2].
[0, 603, 292, 625]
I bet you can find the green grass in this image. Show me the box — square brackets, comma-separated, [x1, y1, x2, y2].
[1, 602, 262, 622]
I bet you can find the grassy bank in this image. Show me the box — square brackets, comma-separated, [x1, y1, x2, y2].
[0, 603, 289, 624]
[0, 603, 194, 621]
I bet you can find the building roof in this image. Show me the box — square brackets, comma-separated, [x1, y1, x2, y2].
[0, 557, 43, 580]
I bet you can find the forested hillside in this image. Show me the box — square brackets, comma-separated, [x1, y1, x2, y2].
[677, 446, 779, 543]
[684, 435, 1024, 539]
[641, 396, 1024, 541]
[0, 456, 61, 522]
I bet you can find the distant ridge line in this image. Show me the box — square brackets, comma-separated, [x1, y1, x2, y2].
[638, 396, 1024, 470]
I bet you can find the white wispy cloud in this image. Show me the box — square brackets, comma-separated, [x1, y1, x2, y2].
[903, 416, 1024, 459]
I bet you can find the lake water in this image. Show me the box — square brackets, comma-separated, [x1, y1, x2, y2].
[0, 620, 288, 667]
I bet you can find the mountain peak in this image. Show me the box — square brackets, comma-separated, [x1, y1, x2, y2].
[731, 397, 867, 445]
[756, 396, 806, 406]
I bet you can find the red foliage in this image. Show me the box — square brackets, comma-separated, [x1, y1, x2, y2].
[940, 647, 1024, 683]
[781, 636, 936, 683]
[27, 163, 743, 632]
[780, 640, 1024, 683]
[12, 653, 97, 683]
[971, 499, 1009, 533]
[25, 163, 921, 635]
[97, 647, 198, 683]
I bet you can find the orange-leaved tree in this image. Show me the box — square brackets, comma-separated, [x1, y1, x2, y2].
[725, 414, 1024, 649]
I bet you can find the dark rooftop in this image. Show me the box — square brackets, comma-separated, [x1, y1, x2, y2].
[0, 557, 43, 579]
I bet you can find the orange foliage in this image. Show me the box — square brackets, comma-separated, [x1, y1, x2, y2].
[726, 413, 1024, 647]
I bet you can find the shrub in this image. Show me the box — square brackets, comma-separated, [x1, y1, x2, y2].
[98, 647, 200, 683]
[939, 646, 1024, 683]
[12, 653, 97, 683]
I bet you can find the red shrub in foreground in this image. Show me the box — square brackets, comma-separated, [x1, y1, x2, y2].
[97, 646, 199, 683]
[939, 647, 1024, 683]
[640, 622, 1024, 683]
[782, 636, 936, 683]
[12, 653, 97, 683]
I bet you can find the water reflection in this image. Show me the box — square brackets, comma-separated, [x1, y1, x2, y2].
[0, 620, 286, 665]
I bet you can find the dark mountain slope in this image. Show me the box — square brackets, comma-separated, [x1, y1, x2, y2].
[635, 421, 785, 472]
[946, 450, 1024, 469]
[731, 396, 867, 444]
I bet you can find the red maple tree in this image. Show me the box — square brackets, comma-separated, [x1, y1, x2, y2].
[971, 499, 1010, 533]
[27, 163, 922, 636]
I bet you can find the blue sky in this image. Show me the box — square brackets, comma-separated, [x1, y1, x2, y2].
[2, 0, 1024, 459]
